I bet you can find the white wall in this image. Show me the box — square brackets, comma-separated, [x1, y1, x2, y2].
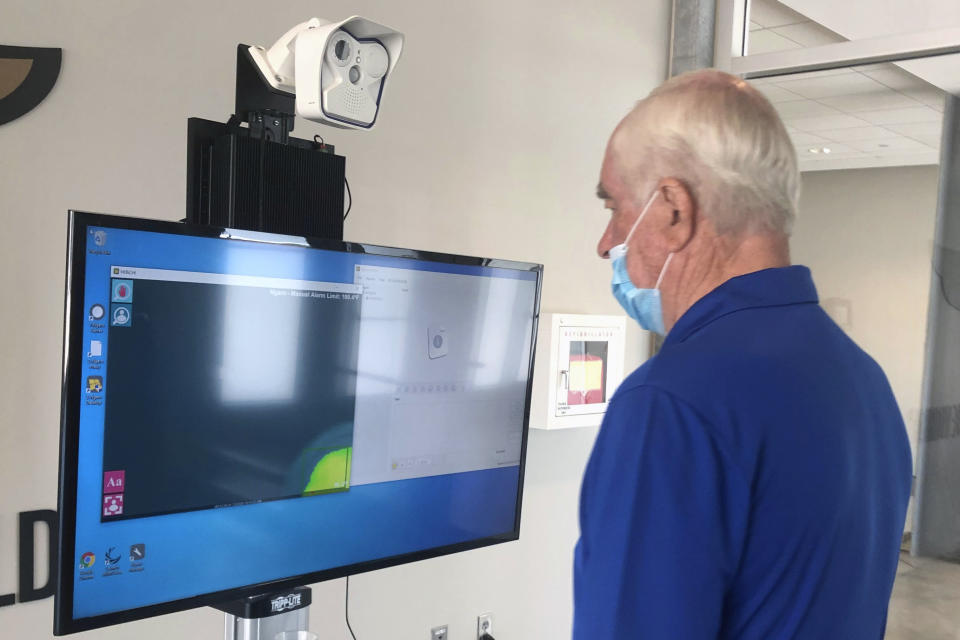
[792, 165, 940, 485]
[0, 1, 669, 638]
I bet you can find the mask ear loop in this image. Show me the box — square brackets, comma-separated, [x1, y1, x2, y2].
[654, 253, 674, 290]
[622, 189, 661, 247]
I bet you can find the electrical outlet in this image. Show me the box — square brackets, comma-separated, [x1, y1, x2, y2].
[431, 624, 448, 640]
[478, 612, 494, 638]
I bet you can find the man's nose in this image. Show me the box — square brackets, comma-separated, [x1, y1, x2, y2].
[597, 221, 615, 259]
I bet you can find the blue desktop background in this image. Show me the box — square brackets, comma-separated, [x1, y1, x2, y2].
[72, 225, 534, 619]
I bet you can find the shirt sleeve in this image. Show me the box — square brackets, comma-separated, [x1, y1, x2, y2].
[573, 385, 750, 639]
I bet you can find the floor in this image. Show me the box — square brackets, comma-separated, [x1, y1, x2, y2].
[886, 553, 960, 639]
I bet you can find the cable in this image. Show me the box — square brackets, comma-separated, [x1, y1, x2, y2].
[343, 176, 353, 221]
[345, 576, 358, 640]
[933, 262, 960, 312]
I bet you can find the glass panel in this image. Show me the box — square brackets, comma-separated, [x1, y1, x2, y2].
[751, 54, 957, 171]
[744, 0, 960, 56]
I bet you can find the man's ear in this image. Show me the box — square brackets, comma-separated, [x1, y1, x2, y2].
[659, 179, 696, 252]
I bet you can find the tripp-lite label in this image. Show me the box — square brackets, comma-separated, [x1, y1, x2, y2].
[270, 593, 302, 613]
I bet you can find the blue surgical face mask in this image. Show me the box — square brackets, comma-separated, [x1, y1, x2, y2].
[609, 189, 675, 336]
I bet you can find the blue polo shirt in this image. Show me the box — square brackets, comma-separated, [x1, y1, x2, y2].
[574, 266, 912, 639]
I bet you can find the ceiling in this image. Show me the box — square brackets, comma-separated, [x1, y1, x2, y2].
[747, 0, 956, 171]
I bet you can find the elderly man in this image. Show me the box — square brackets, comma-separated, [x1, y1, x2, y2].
[574, 70, 912, 639]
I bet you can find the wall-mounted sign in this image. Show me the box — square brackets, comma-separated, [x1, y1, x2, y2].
[0, 45, 62, 126]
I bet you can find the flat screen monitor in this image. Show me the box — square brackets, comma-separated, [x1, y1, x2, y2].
[54, 211, 542, 635]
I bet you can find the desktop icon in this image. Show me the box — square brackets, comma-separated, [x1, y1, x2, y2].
[79, 551, 95, 570]
[103, 494, 123, 517]
[93, 230, 107, 247]
[111, 279, 133, 303]
[89, 304, 105, 321]
[104, 547, 121, 567]
[86, 376, 103, 393]
[88, 340, 102, 358]
[129, 544, 145, 562]
[111, 304, 132, 327]
[103, 470, 125, 494]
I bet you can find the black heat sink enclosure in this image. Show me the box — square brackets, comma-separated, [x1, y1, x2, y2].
[186, 117, 345, 240]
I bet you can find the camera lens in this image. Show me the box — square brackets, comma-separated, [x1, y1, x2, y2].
[349, 65, 362, 84]
[333, 39, 351, 64]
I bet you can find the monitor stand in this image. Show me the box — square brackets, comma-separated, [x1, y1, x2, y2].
[214, 586, 312, 640]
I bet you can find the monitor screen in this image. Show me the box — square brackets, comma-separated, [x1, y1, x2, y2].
[55, 212, 541, 635]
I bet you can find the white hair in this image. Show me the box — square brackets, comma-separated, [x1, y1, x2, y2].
[611, 69, 800, 236]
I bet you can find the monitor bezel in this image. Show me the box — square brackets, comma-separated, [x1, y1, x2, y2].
[55, 210, 542, 635]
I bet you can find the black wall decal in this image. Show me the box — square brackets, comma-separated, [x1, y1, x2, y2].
[17, 510, 58, 603]
[0, 45, 61, 125]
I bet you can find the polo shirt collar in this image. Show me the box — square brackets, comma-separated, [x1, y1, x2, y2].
[665, 265, 819, 345]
